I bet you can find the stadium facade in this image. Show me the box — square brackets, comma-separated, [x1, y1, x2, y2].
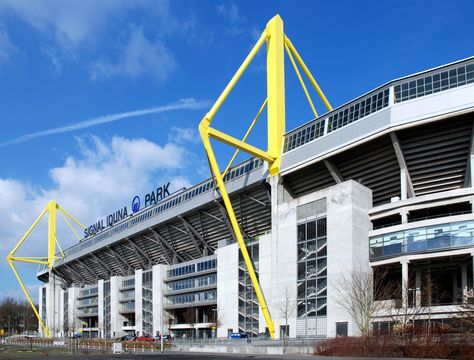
[37, 57, 474, 339]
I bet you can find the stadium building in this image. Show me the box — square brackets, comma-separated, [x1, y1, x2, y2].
[37, 56, 474, 340]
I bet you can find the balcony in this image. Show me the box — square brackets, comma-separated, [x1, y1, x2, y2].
[119, 302, 135, 314]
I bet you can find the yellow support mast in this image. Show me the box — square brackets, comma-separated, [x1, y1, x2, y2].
[7, 200, 85, 337]
[199, 15, 332, 339]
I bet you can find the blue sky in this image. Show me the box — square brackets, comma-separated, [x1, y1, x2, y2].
[0, 0, 473, 302]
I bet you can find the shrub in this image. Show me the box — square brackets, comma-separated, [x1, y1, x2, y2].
[315, 334, 474, 359]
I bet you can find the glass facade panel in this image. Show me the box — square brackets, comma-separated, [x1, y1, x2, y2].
[142, 271, 153, 336]
[369, 220, 474, 260]
[296, 198, 327, 337]
[238, 243, 259, 337]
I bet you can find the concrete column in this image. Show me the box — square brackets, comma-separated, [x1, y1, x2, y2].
[400, 168, 408, 201]
[38, 286, 45, 336]
[453, 271, 459, 304]
[215, 242, 239, 338]
[415, 269, 421, 307]
[59, 289, 64, 337]
[152, 264, 167, 337]
[45, 274, 61, 337]
[98, 280, 104, 338]
[462, 264, 468, 302]
[470, 154, 474, 189]
[401, 258, 409, 308]
[135, 269, 143, 336]
[110, 276, 126, 338]
[68, 287, 79, 335]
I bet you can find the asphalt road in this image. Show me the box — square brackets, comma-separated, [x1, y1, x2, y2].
[2, 352, 317, 360]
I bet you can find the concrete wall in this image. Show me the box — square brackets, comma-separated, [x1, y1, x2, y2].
[326, 180, 372, 337]
[134, 269, 143, 336]
[152, 264, 167, 337]
[110, 276, 127, 338]
[216, 242, 239, 337]
[268, 179, 372, 338]
[98, 280, 104, 337]
[45, 274, 61, 337]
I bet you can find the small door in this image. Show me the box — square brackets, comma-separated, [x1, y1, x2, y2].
[336, 322, 348, 337]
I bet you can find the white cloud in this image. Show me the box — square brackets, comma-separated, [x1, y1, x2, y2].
[0, 0, 138, 50]
[0, 24, 17, 68]
[89, 25, 176, 81]
[216, 1, 260, 40]
[168, 127, 201, 145]
[217, 1, 241, 24]
[0, 134, 199, 265]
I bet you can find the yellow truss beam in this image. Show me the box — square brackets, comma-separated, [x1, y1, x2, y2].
[7, 200, 85, 338]
[199, 14, 331, 340]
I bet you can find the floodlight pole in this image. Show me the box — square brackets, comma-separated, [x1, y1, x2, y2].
[199, 14, 332, 340]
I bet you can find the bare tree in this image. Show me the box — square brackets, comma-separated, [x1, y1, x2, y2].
[210, 308, 222, 338]
[183, 308, 196, 339]
[454, 289, 474, 333]
[388, 279, 424, 335]
[165, 311, 174, 337]
[334, 267, 393, 337]
[278, 287, 296, 345]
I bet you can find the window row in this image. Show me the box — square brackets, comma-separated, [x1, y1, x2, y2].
[394, 63, 474, 103]
[79, 287, 98, 297]
[121, 278, 135, 288]
[168, 273, 217, 291]
[169, 289, 217, 304]
[197, 258, 217, 272]
[327, 89, 389, 133]
[283, 119, 326, 152]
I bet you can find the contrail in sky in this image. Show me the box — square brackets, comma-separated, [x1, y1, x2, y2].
[0, 98, 210, 148]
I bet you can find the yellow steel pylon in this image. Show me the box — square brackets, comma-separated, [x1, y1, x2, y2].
[199, 15, 332, 339]
[7, 200, 85, 337]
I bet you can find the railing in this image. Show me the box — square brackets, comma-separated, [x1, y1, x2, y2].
[49, 158, 263, 265]
[370, 219, 474, 260]
[283, 57, 474, 153]
[77, 287, 98, 298]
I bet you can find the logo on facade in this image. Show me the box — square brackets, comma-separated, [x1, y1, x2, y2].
[131, 195, 141, 213]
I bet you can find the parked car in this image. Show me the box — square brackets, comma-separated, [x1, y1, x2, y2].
[117, 335, 135, 341]
[154, 334, 172, 341]
[229, 332, 248, 339]
[135, 335, 154, 342]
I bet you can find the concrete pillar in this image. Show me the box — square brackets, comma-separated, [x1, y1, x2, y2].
[462, 264, 468, 302]
[38, 286, 45, 336]
[401, 258, 409, 308]
[98, 280, 104, 338]
[45, 274, 61, 337]
[110, 276, 126, 338]
[215, 242, 239, 337]
[135, 269, 143, 336]
[400, 169, 408, 201]
[470, 154, 474, 189]
[415, 269, 421, 307]
[152, 264, 166, 337]
[453, 271, 459, 304]
[59, 289, 65, 337]
[68, 287, 79, 335]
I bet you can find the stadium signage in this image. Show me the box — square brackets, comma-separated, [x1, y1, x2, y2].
[83, 182, 171, 238]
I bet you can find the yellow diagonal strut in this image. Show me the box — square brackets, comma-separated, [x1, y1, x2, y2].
[7, 200, 85, 338]
[199, 14, 332, 340]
